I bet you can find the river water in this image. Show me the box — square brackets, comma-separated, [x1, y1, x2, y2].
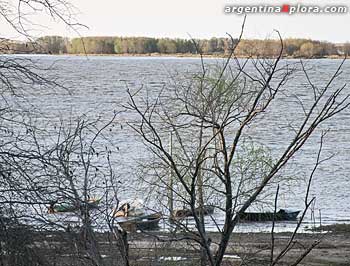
[3, 55, 350, 232]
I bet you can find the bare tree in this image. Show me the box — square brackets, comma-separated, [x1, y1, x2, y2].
[1, 2, 130, 266]
[1, 113, 130, 266]
[125, 27, 349, 265]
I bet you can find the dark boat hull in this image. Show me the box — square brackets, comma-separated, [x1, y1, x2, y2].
[238, 210, 300, 222]
[48, 199, 101, 214]
[118, 212, 162, 232]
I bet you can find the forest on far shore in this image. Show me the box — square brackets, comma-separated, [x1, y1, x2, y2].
[1, 35, 350, 57]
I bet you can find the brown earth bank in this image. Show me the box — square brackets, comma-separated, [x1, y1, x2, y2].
[127, 230, 350, 266]
[2, 225, 349, 266]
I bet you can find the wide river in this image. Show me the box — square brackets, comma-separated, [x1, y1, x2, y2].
[4, 55, 350, 232]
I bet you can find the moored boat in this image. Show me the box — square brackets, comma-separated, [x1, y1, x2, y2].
[48, 198, 101, 214]
[238, 209, 300, 222]
[112, 201, 145, 218]
[117, 212, 162, 232]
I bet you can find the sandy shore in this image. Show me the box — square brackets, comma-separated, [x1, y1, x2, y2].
[7, 225, 349, 265]
[125, 228, 350, 265]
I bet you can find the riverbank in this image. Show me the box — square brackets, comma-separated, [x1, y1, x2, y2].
[127, 229, 350, 265]
[12, 225, 349, 266]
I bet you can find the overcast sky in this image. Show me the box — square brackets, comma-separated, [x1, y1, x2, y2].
[2, 0, 350, 42]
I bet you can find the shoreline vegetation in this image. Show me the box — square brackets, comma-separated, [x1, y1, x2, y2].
[6, 52, 347, 59]
[1, 35, 350, 58]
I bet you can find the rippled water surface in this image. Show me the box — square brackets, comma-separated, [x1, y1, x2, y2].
[5, 55, 350, 231]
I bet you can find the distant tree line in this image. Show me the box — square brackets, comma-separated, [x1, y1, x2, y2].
[1, 35, 349, 57]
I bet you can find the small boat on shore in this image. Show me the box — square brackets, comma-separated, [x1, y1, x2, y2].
[112, 200, 162, 232]
[173, 205, 215, 219]
[48, 198, 101, 214]
[117, 212, 162, 232]
[238, 209, 300, 222]
[112, 201, 145, 218]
